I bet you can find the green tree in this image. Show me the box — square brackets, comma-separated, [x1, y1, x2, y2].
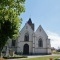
[0, 0, 25, 54]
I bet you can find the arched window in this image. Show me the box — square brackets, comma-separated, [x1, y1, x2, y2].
[24, 33, 29, 41]
[38, 38, 43, 47]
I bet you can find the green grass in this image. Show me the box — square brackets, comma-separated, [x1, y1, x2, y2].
[24, 56, 60, 60]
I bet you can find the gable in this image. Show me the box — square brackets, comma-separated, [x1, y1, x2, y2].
[35, 25, 48, 38]
[18, 23, 34, 42]
[20, 23, 34, 36]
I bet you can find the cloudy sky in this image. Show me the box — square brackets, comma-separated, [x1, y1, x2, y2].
[21, 0, 60, 49]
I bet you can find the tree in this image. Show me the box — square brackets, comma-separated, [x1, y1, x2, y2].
[0, 0, 25, 54]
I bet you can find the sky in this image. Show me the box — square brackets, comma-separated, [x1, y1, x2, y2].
[21, 0, 60, 49]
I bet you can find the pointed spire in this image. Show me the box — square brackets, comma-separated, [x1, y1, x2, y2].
[27, 18, 34, 31]
[27, 18, 32, 24]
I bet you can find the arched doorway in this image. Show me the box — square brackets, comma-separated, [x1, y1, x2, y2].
[23, 44, 29, 55]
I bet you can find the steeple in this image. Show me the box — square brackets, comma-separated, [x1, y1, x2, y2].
[27, 18, 32, 25]
[27, 18, 34, 31]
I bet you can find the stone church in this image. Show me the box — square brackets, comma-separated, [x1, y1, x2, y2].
[3, 18, 51, 55]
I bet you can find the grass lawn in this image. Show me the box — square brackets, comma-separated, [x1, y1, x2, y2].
[24, 56, 60, 60]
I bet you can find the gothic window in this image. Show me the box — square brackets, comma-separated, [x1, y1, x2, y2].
[12, 40, 16, 46]
[38, 38, 43, 47]
[24, 33, 29, 41]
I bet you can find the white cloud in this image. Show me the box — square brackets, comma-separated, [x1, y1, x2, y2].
[46, 31, 60, 49]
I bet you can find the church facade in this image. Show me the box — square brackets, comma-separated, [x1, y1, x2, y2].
[16, 18, 51, 55]
[3, 18, 51, 55]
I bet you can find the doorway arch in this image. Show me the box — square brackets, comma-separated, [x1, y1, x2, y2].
[23, 44, 29, 55]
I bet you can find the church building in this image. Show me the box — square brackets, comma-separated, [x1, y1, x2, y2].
[16, 18, 51, 55]
[3, 18, 51, 55]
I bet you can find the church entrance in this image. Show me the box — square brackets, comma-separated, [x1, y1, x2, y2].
[23, 44, 29, 55]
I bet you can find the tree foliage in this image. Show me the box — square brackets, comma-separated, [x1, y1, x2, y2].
[0, 0, 25, 52]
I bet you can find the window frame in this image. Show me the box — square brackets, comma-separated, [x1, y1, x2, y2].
[38, 38, 43, 47]
[24, 33, 29, 41]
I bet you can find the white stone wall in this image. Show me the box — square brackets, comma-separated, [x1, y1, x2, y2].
[17, 24, 51, 54]
[17, 23, 34, 54]
[34, 25, 51, 54]
[17, 42, 33, 53]
[35, 48, 47, 54]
